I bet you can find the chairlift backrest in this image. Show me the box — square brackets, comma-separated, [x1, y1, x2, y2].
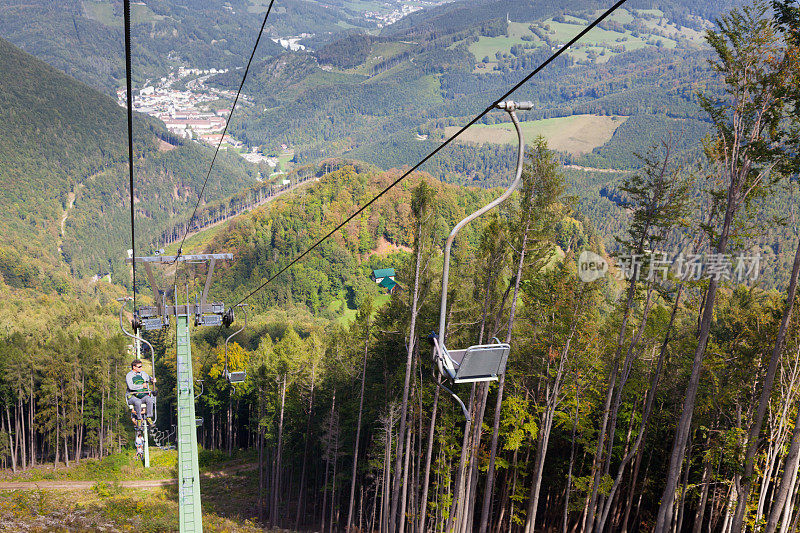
[226, 371, 247, 384]
[432, 335, 510, 384]
[451, 343, 510, 384]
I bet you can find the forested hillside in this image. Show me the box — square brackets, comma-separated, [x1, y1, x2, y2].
[4, 1, 800, 533]
[0, 36, 258, 286]
[0, 0, 357, 94]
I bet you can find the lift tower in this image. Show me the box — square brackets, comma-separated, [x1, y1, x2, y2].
[127, 253, 233, 533]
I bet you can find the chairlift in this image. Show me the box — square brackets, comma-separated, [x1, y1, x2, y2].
[117, 297, 158, 427]
[431, 100, 530, 421]
[223, 304, 248, 388]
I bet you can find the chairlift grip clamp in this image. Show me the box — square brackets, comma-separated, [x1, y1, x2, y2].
[495, 100, 533, 111]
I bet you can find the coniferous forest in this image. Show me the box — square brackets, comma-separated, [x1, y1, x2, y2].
[3, 1, 800, 533]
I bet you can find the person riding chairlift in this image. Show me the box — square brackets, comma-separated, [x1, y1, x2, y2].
[126, 359, 156, 427]
[135, 431, 145, 462]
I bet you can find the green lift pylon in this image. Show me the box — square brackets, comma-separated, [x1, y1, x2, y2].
[124, 253, 234, 533]
[177, 314, 203, 531]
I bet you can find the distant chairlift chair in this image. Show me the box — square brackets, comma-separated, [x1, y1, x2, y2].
[223, 304, 248, 387]
[431, 100, 530, 421]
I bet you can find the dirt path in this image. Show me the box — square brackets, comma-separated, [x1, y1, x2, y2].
[57, 190, 77, 256]
[563, 164, 630, 173]
[0, 463, 258, 491]
[0, 479, 174, 490]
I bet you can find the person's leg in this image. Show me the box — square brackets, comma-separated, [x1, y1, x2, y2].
[144, 395, 156, 418]
[129, 397, 144, 419]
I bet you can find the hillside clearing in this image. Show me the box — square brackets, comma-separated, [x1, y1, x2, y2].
[445, 114, 627, 156]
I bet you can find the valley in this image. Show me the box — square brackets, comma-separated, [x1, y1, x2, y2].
[2, 1, 800, 533]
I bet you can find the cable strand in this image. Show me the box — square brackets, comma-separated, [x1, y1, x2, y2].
[174, 0, 278, 262]
[123, 0, 137, 309]
[231, 0, 628, 308]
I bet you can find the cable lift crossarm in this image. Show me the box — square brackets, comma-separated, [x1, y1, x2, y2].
[437, 101, 528, 343]
[229, 0, 629, 309]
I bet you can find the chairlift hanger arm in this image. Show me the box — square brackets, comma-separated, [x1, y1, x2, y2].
[437, 101, 529, 341]
[116, 297, 157, 368]
[435, 373, 471, 422]
[224, 304, 249, 388]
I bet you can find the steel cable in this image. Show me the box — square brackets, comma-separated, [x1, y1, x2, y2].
[231, 0, 629, 308]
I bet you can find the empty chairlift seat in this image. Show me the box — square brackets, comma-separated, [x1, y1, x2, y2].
[430, 334, 510, 384]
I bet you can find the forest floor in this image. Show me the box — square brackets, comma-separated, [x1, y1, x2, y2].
[0, 450, 273, 532]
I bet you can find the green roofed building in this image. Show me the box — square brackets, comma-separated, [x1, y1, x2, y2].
[371, 268, 395, 282]
[379, 277, 398, 293]
[372, 268, 397, 293]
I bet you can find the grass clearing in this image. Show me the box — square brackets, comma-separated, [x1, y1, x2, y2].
[636, 8, 665, 17]
[350, 42, 414, 75]
[468, 23, 543, 61]
[163, 218, 227, 256]
[335, 291, 391, 326]
[0, 450, 178, 483]
[0, 485, 267, 532]
[82, 1, 164, 26]
[446, 115, 627, 156]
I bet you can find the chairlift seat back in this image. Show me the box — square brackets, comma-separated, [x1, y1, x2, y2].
[226, 371, 247, 384]
[452, 343, 510, 384]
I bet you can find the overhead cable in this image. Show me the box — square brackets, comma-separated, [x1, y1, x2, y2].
[174, 0, 278, 262]
[123, 0, 138, 308]
[231, 0, 629, 308]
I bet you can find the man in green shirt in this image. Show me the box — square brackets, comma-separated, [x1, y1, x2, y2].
[126, 359, 156, 426]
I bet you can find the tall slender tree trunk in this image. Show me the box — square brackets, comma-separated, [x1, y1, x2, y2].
[271, 375, 287, 527]
[399, 406, 413, 533]
[732, 235, 800, 531]
[445, 385, 475, 533]
[779, 472, 800, 533]
[5, 405, 16, 473]
[347, 318, 370, 532]
[29, 374, 35, 467]
[418, 386, 440, 533]
[675, 438, 693, 533]
[296, 360, 316, 530]
[381, 413, 394, 533]
[692, 431, 714, 533]
[61, 395, 70, 468]
[257, 386, 265, 523]
[99, 383, 104, 458]
[227, 394, 233, 456]
[330, 426, 339, 533]
[523, 330, 572, 533]
[54, 393, 60, 467]
[597, 285, 684, 532]
[562, 381, 580, 533]
[480, 218, 530, 533]
[765, 403, 800, 533]
[389, 215, 425, 533]
[76, 374, 84, 464]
